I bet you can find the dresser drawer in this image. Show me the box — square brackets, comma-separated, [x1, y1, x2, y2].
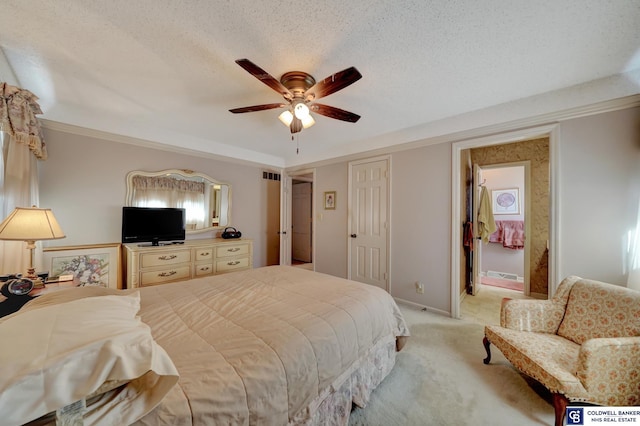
[141, 249, 191, 268]
[124, 239, 253, 289]
[216, 243, 249, 258]
[195, 247, 213, 261]
[140, 265, 191, 286]
[194, 263, 214, 276]
[216, 256, 250, 273]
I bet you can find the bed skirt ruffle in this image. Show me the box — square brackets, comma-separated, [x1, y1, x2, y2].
[290, 335, 398, 426]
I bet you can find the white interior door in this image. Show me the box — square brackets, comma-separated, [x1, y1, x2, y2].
[292, 182, 312, 262]
[349, 158, 389, 290]
[472, 164, 483, 295]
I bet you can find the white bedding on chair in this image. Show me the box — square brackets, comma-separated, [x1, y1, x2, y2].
[134, 265, 409, 425]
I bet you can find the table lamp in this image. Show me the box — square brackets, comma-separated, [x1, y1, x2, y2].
[0, 206, 66, 287]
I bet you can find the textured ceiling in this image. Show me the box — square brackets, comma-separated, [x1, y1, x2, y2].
[1, 1, 639, 167]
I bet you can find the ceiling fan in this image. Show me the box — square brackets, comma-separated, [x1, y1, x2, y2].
[229, 59, 362, 134]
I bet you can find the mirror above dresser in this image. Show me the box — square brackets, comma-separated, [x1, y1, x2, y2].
[125, 169, 231, 233]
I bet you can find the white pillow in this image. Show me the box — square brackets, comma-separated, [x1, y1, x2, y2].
[0, 292, 178, 425]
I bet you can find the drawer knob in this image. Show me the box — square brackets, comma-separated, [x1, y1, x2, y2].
[158, 270, 177, 277]
[200, 266, 210, 271]
[158, 255, 177, 260]
[227, 261, 240, 266]
[200, 252, 210, 256]
[227, 248, 240, 252]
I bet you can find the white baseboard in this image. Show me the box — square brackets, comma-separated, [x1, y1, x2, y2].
[394, 297, 452, 317]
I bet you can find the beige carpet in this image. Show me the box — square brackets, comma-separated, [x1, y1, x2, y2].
[348, 304, 555, 426]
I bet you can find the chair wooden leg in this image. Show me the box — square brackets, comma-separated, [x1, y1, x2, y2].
[552, 393, 568, 426]
[482, 336, 492, 364]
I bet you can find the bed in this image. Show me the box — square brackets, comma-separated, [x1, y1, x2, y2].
[0, 265, 409, 425]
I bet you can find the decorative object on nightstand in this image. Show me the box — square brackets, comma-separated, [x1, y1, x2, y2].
[0, 206, 66, 288]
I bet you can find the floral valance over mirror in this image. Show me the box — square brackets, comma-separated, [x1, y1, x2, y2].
[125, 169, 231, 233]
[0, 82, 47, 160]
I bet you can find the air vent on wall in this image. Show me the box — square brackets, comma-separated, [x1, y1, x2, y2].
[487, 270, 519, 281]
[262, 171, 281, 181]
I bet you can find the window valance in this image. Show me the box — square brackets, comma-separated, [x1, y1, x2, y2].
[0, 82, 47, 160]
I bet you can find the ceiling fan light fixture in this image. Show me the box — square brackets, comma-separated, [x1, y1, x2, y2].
[278, 110, 294, 126]
[301, 114, 315, 129]
[293, 102, 310, 120]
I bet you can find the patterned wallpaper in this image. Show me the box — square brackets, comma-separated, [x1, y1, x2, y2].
[470, 137, 550, 295]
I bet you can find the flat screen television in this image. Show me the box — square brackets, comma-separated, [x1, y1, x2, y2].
[121, 207, 186, 246]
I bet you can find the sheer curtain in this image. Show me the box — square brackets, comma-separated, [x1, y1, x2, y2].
[0, 83, 47, 276]
[0, 132, 42, 275]
[131, 176, 206, 229]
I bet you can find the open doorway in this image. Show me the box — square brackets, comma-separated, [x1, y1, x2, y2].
[292, 174, 313, 269]
[475, 163, 528, 295]
[282, 169, 315, 270]
[452, 124, 558, 319]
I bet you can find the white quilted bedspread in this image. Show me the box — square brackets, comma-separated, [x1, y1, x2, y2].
[133, 265, 409, 425]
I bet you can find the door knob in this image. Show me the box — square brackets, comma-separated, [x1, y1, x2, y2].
[350, 234, 357, 238]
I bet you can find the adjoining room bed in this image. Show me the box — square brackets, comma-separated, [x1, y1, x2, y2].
[1, 265, 410, 425]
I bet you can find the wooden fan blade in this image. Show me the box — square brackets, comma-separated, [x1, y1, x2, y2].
[310, 104, 361, 123]
[304, 67, 362, 100]
[235, 59, 292, 100]
[229, 103, 286, 114]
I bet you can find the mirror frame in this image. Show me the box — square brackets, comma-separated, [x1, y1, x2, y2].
[125, 169, 232, 234]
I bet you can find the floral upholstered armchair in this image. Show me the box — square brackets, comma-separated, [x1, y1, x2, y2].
[482, 276, 640, 426]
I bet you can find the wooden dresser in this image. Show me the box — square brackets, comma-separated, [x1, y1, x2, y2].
[123, 239, 253, 288]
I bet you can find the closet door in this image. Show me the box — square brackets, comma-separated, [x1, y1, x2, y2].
[348, 157, 389, 291]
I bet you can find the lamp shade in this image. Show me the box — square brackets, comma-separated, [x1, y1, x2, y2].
[301, 114, 315, 129]
[0, 207, 65, 241]
[278, 110, 294, 126]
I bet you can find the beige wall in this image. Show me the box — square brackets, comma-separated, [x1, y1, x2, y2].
[558, 106, 640, 286]
[314, 162, 349, 278]
[390, 143, 452, 312]
[37, 129, 273, 268]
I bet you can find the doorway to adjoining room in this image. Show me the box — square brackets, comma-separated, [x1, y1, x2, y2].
[477, 165, 526, 293]
[292, 175, 313, 269]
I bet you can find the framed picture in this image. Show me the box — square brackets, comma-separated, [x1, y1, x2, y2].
[324, 191, 336, 210]
[42, 243, 121, 289]
[491, 188, 520, 215]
